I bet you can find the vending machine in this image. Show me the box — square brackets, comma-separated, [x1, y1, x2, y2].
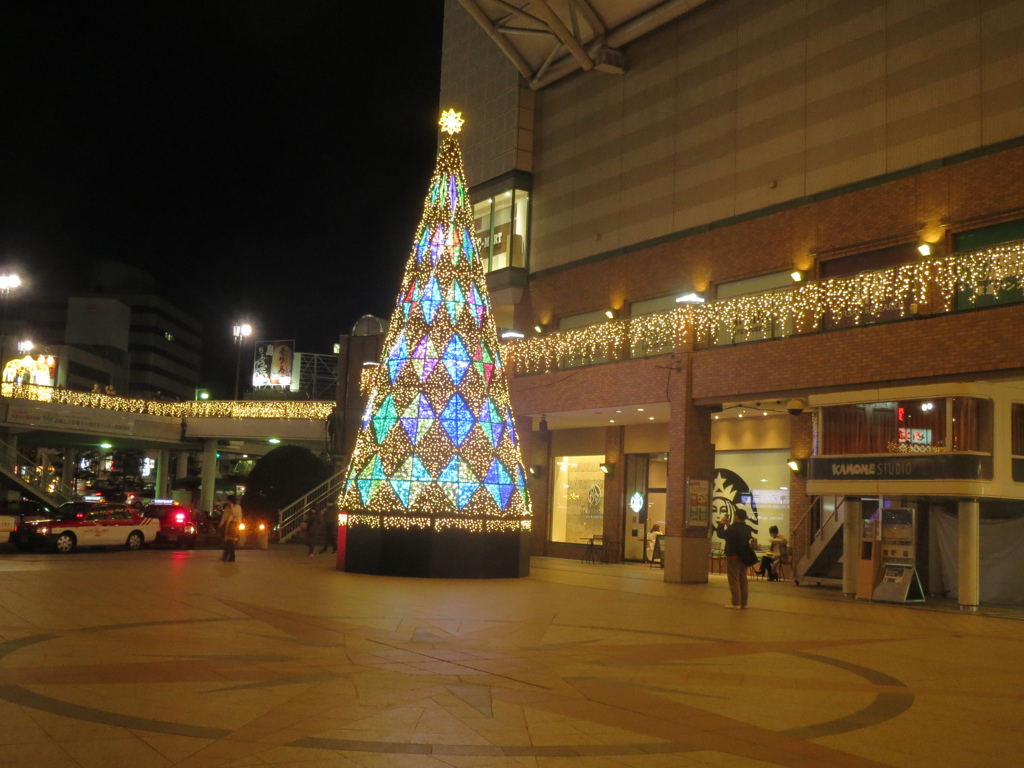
[871, 507, 925, 603]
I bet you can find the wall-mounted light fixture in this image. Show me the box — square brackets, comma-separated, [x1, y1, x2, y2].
[604, 309, 616, 319]
[599, 462, 614, 477]
[533, 324, 544, 334]
[675, 292, 705, 304]
[787, 458, 803, 472]
[917, 243, 932, 256]
[790, 269, 805, 282]
[529, 465, 545, 478]
[501, 330, 525, 339]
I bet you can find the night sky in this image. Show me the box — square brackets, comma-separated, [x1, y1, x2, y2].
[1, 1, 445, 396]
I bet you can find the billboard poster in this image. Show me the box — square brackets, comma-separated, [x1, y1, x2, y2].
[252, 340, 294, 388]
[2, 354, 58, 387]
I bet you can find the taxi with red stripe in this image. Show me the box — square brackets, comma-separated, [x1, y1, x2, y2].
[13, 500, 160, 554]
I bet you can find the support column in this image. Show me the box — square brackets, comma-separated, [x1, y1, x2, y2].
[601, 426, 625, 563]
[176, 450, 190, 479]
[155, 449, 170, 500]
[664, 354, 714, 584]
[957, 499, 980, 611]
[842, 498, 862, 597]
[198, 439, 218, 516]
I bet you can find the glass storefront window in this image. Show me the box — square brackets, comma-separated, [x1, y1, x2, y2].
[1013, 403, 1024, 457]
[819, 397, 994, 456]
[951, 397, 993, 453]
[473, 188, 529, 272]
[820, 399, 948, 455]
[550, 455, 605, 543]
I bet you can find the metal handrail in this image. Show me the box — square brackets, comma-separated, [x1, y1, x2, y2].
[0, 439, 74, 505]
[816, 497, 846, 542]
[790, 499, 847, 561]
[276, 468, 347, 542]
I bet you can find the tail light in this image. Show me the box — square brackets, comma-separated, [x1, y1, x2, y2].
[175, 513, 185, 524]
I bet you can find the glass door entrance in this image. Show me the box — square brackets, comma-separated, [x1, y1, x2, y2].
[622, 454, 667, 562]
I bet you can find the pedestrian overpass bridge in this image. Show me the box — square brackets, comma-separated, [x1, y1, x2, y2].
[0, 383, 336, 513]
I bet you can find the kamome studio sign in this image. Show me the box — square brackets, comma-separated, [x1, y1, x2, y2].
[808, 454, 991, 482]
[6, 403, 134, 435]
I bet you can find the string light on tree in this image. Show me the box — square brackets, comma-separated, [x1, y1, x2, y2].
[337, 109, 532, 578]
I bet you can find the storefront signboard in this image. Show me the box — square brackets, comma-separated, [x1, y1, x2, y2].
[808, 454, 992, 482]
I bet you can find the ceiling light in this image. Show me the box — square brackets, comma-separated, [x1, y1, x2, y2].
[675, 292, 705, 304]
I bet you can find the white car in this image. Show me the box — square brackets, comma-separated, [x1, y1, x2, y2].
[13, 502, 161, 553]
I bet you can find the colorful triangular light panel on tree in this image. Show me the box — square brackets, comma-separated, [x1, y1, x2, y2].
[400, 393, 435, 445]
[484, 458, 514, 510]
[442, 334, 471, 385]
[355, 455, 386, 506]
[438, 455, 480, 510]
[371, 394, 399, 443]
[478, 397, 504, 447]
[473, 340, 495, 384]
[386, 333, 408, 383]
[440, 392, 474, 446]
[468, 283, 486, 325]
[390, 454, 431, 509]
[446, 279, 466, 324]
[410, 336, 439, 382]
[421, 276, 442, 325]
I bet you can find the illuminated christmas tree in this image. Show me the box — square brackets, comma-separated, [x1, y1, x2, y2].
[338, 109, 532, 578]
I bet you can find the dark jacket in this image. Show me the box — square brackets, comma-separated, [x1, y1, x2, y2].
[716, 520, 754, 557]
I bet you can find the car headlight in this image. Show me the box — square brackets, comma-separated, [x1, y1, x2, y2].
[184, 525, 196, 534]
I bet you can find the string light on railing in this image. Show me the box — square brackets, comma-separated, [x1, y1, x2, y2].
[0, 383, 335, 420]
[503, 242, 1024, 371]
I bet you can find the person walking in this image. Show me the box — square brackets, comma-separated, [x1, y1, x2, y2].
[306, 507, 324, 556]
[319, 505, 338, 555]
[220, 494, 243, 562]
[715, 508, 757, 609]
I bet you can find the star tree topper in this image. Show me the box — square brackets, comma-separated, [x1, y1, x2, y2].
[439, 108, 465, 135]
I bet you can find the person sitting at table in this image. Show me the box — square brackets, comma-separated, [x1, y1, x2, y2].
[755, 525, 788, 581]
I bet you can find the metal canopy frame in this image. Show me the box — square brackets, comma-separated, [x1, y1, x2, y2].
[457, 0, 714, 90]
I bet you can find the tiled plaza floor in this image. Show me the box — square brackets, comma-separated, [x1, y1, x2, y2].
[0, 544, 1021, 767]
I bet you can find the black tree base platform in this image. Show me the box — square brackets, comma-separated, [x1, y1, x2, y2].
[339, 525, 530, 579]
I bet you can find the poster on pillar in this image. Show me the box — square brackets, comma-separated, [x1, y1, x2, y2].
[685, 478, 709, 537]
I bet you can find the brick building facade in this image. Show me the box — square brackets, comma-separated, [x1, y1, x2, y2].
[441, 0, 1024, 606]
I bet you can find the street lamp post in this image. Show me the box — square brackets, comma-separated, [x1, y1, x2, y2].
[232, 322, 252, 400]
[0, 273, 22, 369]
